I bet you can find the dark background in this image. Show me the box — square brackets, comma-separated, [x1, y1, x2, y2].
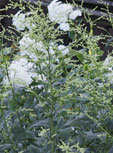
[0, 0, 113, 59]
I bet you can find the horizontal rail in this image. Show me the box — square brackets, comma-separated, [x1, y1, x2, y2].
[75, 0, 113, 7]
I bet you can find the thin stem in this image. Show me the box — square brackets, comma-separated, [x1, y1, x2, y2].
[47, 49, 55, 153]
[16, 110, 27, 149]
[1, 107, 17, 152]
[1, 37, 17, 152]
[1, 35, 27, 150]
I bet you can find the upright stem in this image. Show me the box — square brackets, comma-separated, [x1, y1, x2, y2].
[16, 111, 27, 149]
[51, 113, 55, 153]
[47, 49, 55, 153]
[1, 107, 17, 152]
[1, 37, 18, 152]
[1, 36, 27, 150]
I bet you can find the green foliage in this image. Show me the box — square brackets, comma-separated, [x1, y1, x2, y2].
[0, 0, 113, 153]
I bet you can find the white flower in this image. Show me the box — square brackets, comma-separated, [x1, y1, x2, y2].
[19, 35, 36, 50]
[19, 35, 38, 61]
[58, 45, 69, 55]
[103, 56, 113, 71]
[36, 41, 47, 53]
[12, 11, 26, 31]
[3, 58, 37, 87]
[25, 19, 36, 31]
[20, 50, 38, 62]
[19, 35, 46, 61]
[103, 56, 113, 83]
[104, 72, 113, 83]
[49, 46, 54, 55]
[19, 35, 45, 52]
[69, 10, 82, 20]
[49, 42, 55, 55]
[59, 23, 70, 31]
[13, 11, 35, 31]
[103, 56, 113, 68]
[48, 0, 73, 24]
[19, 35, 50, 61]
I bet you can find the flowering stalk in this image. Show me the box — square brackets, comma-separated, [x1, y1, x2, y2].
[47, 48, 56, 153]
[1, 36, 27, 151]
[0, 103, 17, 152]
[1, 37, 18, 152]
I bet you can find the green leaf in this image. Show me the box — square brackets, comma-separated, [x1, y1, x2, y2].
[61, 118, 77, 128]
[108, 146, 113, 153]
[29, 119, 50, 129]
[53, 78, 66, 86]
[0, 144, 11, 151]
[57, 117, 65, 128]
[58, 127, 73, 138]
[26, 145, 41, 153]
[84, 64, 88, 71]
[70, 49, 84, 63]
[76, 52, 84, 62]
[68, 31, 75, 40]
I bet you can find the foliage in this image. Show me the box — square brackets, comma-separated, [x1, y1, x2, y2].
[0, 0, 113, 153]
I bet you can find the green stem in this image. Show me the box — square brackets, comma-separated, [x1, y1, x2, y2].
[50, 114, 55, 153]
[1, 36, 27, 150]
[1, 39, 18, 152]
[16, 111, 27, 149]
[3, 112, 17, 152]
[38, 64, 48, 100]
[47, 49, 55, 153]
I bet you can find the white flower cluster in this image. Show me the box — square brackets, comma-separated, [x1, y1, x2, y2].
[69, 10, 82, 20]
[49, 42, 69, 56]
[103, 56, 113, 71]
[19, 35, 48, 61]
[12, 11, 26, 31]
[103, 56, 113, 83]
[19, 35, 69, 60]
[48, 0, 82, 31]
[3, 58, 37, 87]
[58, 45, 69, 55]
[8, 8, 70, 89]
[12, 11, 35, 31]
[59, 23, 70, 32]
[48, 0, 73, 24]
[19, 34, 38, 61]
